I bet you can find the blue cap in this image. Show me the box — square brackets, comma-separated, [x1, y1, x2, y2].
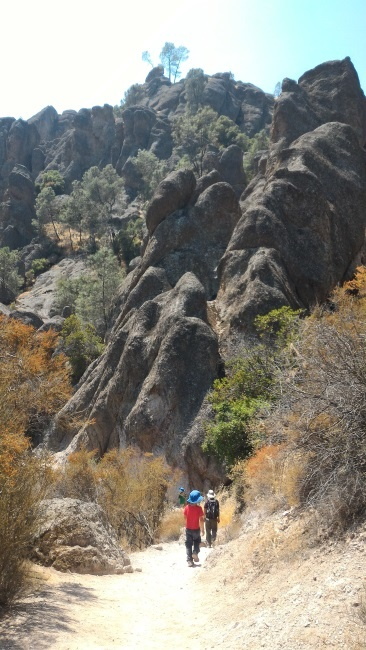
[179, 487, 185, 492]
[187, 490, 204, 504]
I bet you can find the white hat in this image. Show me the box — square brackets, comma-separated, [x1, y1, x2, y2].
[207, 489, 216, 499]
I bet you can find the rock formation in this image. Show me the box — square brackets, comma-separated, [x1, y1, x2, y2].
[31, 498, 132, 574]
[215, 57, 366, 333]
[0, 71, 273, 250]
[2, 57, 365, 486]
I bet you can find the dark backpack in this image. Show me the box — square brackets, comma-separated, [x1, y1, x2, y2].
[205, 499, 219, 519]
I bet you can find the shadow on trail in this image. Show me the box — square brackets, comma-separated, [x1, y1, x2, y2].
[0, 582, 97, 649]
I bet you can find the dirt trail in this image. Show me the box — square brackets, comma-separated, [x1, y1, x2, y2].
[0, 542, 212, 650]
[1, 519, 365, 649]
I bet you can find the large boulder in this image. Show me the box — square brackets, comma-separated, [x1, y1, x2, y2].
[28, 106, 59, 143]
[31, 498, 132, 574]
[145, 168, 196, 235]
[9, 310, 44, 329]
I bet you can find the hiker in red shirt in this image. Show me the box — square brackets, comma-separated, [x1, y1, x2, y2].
[183, 490, 205, 567]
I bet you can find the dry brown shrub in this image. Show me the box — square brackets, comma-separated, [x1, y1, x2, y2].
[96, 449, 172, 549]
[230, 442, 305, 517]
[51, 448, 99, 501]
[52, 447, 175, 550]
[158, 508, 185, 542]
[260, 273, 366, 533]
[0, 317, 71, 608]
[0, 436, 52, 609]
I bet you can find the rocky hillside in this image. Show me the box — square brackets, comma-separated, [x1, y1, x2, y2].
[1, 57, 365, 486]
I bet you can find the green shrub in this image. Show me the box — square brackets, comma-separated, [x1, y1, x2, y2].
[120, 84, 146, 108]
[59, 315, 105, 383]
[0, 247, 23, 296]
[202, 307, 302, 469]
[31, 258, 50, 277]
[132, 150, 169, 201]
[35, 170, 65, 195]
[243, 129, 270, 179]
[114, 218, 145, 265]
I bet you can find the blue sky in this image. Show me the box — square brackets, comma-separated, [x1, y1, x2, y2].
[1, 0, 364, 120]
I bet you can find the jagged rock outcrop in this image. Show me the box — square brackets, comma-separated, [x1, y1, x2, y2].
[40, 104, 122, 190]
[116, 107, 173, 173]
[0, 70, 272, 234]
[141, 70, 274, 136]
[0, 164, 36, 248]
[215, 58, 366, 333]
[47, 273, 222, 483]
[44, 167, 241, 482]
[271, 57, 366, 151]
[31, 498, 132, 574]
[43, 58, 366, 483]
[2, 57, 365, 486]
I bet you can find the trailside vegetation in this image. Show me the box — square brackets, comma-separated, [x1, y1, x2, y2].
[202, 307, 302, 469]
[55, 246, 125, 338]
[0, 316, 72, 607]
[226, 271, 366, 534]
[52, 447, 174, 550]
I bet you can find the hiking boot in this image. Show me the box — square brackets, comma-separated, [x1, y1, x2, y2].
[187, 560, 194, 567]
[192, 552, 199, 562]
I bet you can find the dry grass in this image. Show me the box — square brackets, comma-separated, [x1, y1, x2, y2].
[158, 508, 185, 542]
[0, 451, 53, 609]
[52, 447, 175, 550]
[215, 489, 242, 544]
[245, 513, 311, 573]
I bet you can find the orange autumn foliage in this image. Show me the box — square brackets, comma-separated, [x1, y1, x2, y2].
[0, 314, 71, 438]
[0, 315, 72, 607]
[245, 444, 284, 479]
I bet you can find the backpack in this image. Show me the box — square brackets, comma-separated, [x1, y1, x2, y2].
[205, 499, 219, 519]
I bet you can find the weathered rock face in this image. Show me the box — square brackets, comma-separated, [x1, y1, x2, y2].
[2, 57, 365, 487]
[43, 58, 366, 484]
[15, 257, 87, 320]
[44, 166, 242, 482]
[117, 107, 173, 173]
[0, 164, 36, 248]
[145, 168, 197, 235]
[215, 58, 366, 333]
[0, 70, 271, 234]
[142, 71, 274, 136]
[47, 272, 222, 484]
[41, 105, 122, 190]
[271, 57, 366, 150]
[31, 498, 132, 574]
